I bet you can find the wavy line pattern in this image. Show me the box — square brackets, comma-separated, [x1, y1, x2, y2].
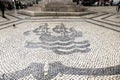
[25, 40, 90, 54]
[25, 42, 90, 50]
[1, 62, 119, 80]
[53, 48, 91, 55]
[26, 40, 89, 46]
[24, 23, 91, 54]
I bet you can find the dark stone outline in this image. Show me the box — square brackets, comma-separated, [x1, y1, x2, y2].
[0, 62, 120, 80]
[85, 12, 120, 32]
[91, 18, 120, 28]
[0, 12, 119, 33]
[86, 21, 120, 32]
[102, 14, 120, 24]
[0, 20, 25, 30]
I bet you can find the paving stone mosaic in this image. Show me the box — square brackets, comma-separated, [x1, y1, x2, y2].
[105, 15, 120, 23]
[0, 18, 120, 80]
[0, 10, 120, 80]
[24, 23, 90, 55]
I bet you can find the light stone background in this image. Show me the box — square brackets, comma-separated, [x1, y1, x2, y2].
[0, 19, 120, 79]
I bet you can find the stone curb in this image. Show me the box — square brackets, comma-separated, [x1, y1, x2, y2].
[18, 10, 95, 17]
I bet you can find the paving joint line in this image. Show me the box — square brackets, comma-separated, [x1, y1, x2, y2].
[88, 12, 108, 19]
[90, 13, 119, 25]
[0, 19, 22, 26]
[0, 20, 24, 30]
[104, 18, 120, 24]
[101, 14, 114, 20]
[91, 18, 120, 28]
[86, 21, 120, 32]
[6, 13, 23, 20]
[102, 14, 120, 24]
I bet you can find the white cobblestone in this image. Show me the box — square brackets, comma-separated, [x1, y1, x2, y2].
[0, 10, 120, 80]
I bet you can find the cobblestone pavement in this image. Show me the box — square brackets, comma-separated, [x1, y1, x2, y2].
[0, 9, 120, 80]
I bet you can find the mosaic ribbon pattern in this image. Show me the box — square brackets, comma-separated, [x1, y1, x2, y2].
[0, 62, 120, 80]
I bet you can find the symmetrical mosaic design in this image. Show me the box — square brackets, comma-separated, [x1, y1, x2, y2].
[24, 23, 90, 54]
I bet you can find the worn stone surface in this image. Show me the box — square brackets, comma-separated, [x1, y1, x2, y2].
[0, 9, 120, 80]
